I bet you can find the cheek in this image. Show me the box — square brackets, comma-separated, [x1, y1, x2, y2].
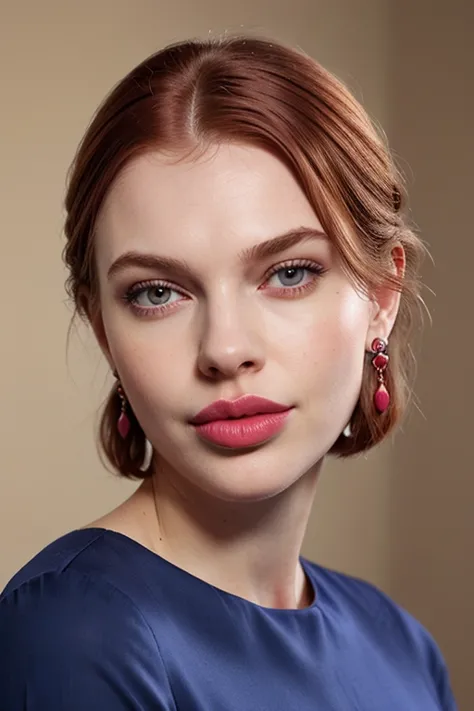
[99, 303, 187, 410]
[281, 287, 370, 382]
[103, 294, 177, 362]
[112, 333, 188, 410]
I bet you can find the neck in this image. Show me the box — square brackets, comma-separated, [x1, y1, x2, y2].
[136, 459, 322, 609]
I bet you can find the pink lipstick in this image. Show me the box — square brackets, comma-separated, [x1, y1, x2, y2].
[190, 395, 293, 449]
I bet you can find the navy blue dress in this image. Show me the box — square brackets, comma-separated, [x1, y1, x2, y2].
[0, 528, 457, 709]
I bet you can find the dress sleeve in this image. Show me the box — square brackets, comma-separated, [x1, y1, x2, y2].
[0, 569, 177, 711]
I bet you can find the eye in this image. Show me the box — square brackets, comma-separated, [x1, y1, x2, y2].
[133, 285, 179, 307]
[268, 266, 308, 287]
[124, 280, 185, 314]
[263, 261, 326, 292]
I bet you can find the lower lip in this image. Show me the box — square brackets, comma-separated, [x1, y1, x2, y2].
[192, 410, 293, 449]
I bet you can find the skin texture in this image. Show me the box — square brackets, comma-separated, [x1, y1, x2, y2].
[88, 142, 403, 609]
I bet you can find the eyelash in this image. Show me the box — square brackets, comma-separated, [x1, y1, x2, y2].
[122, 259, 327, 317]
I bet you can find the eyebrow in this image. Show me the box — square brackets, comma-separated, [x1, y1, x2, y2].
[107, 226, 327, 281]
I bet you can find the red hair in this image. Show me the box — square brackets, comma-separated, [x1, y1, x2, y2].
[64, 35, 426, 478]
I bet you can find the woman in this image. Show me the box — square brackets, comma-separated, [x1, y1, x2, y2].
[0, 35, 457, 709]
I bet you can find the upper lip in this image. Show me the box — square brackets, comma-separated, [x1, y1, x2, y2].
[190, 395, 292, 425]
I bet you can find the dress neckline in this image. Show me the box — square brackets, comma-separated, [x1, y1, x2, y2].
[76, 526, 322, 615]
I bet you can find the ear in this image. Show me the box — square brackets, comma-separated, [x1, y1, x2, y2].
[366, 245, 406, 350]
[78, 287, 115, 371]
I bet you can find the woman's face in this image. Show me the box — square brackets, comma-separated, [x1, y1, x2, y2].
[94, 143, 379, 501]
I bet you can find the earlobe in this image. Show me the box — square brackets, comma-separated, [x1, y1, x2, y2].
[366, 298, 398, 348]
[366, 245, 405, 348]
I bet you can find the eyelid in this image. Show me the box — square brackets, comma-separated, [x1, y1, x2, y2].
[125, 278, 187, 298]
[263, 258, 325, 278]
[122, 258, 326, 308]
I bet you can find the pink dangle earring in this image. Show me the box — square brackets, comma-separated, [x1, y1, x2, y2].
[116, 381, 131, 438]
[370, 337, 390, 413]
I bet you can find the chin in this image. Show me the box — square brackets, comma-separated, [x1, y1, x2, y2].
[151, 419, 329, 502]
[198, 478, 294, 504]
[181, 446, 322, 504]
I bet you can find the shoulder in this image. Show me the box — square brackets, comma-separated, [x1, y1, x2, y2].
[1, 528, 103, 597]
[0, 532, 176, 709]
[305, 559, 457, 708]
[306, 557, 425, 636]
[1, 527, 163, 610]
[0, 564, 154, 652]
[0, 528, 162, 644]
[307, 558, 441, 654]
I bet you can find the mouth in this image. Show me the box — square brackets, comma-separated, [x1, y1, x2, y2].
[190, 395, 294, 449]
[190, 394, 292, 425]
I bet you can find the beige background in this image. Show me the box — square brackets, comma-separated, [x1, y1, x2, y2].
[1, 0, 472, 706]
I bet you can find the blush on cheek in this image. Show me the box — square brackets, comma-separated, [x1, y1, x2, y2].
[298, 297, 368, 388]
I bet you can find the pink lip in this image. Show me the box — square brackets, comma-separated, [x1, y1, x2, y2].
[190, 395, 293, 449]
[191, 395, 291, 424]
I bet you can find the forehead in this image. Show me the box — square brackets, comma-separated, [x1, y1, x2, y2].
[95, 143, 324, 263]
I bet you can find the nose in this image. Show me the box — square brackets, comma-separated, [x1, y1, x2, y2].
[196, 297, 265, 381]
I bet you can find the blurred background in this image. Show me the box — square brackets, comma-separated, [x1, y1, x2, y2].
[1, 0, 472, 705]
